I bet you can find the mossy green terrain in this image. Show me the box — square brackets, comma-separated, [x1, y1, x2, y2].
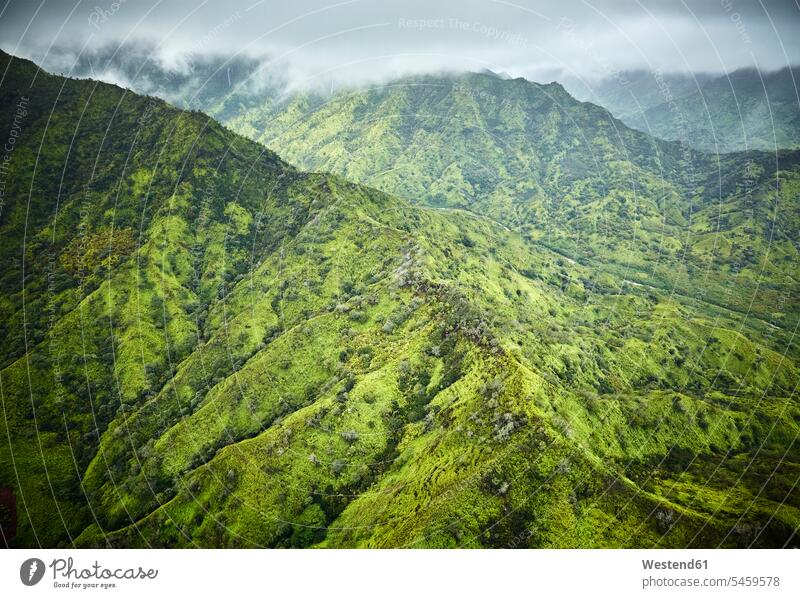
[0, 51, 798, 548]
[225, 72, 800, 331]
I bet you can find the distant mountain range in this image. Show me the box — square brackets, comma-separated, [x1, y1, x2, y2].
[42, 43, 279, 121]
[47, 43, 800, 153]
[564, 67, 800, 152]
[1, 48, 799, 548]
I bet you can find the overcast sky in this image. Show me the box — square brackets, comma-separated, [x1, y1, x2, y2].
[1, 0, 798, 85]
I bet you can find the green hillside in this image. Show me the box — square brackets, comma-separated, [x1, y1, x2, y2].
[224, 71, 800, 334]
[562, 70, 715, 123]
[1, 51, 799, 548]
[567, 67, 800, 152]
[61, 43, 273, 121]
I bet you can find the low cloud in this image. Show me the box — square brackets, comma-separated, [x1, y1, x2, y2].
[1, 0, 798, 89]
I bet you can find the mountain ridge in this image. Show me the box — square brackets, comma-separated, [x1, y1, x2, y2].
[1, 49, 798, 548]
[564, 66, 800, 152]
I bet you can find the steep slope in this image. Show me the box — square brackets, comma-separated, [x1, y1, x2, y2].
[222, 71, 800, 336]
[225, 72, 691, 220]
[37, 42, 273, 121]
[0, 48, 328, 546]
[1, 51, 798, 549]
[637, 67, 800, 152]
[41, 57, 800, 336]
[567, 67, 800, 152]
[562, 70, 716, 122]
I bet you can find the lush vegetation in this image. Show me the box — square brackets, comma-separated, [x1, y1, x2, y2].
[566, 66, 800, 152]
[0, 51, 798, 548]
[223, 71, 800, 334]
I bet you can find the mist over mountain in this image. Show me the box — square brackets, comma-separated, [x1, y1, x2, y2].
[564, 67, 800, 152]
[43, 39, 800, 156]
[33, 41, 285, 120]
[4, 0, 800, 84]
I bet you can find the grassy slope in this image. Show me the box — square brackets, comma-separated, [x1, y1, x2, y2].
[224, 72, 800, 341]
[0, 52, 798, 548]
[579, 67, 800, 153]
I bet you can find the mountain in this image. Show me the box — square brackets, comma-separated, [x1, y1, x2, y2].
[565, 67, 800, 152]
[562, 70, 715, 124]
[1, 50, 799, 548]
[221, 71, 800, 333]
[54, 44, 800, 153]
[39, 42, 282, 120]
